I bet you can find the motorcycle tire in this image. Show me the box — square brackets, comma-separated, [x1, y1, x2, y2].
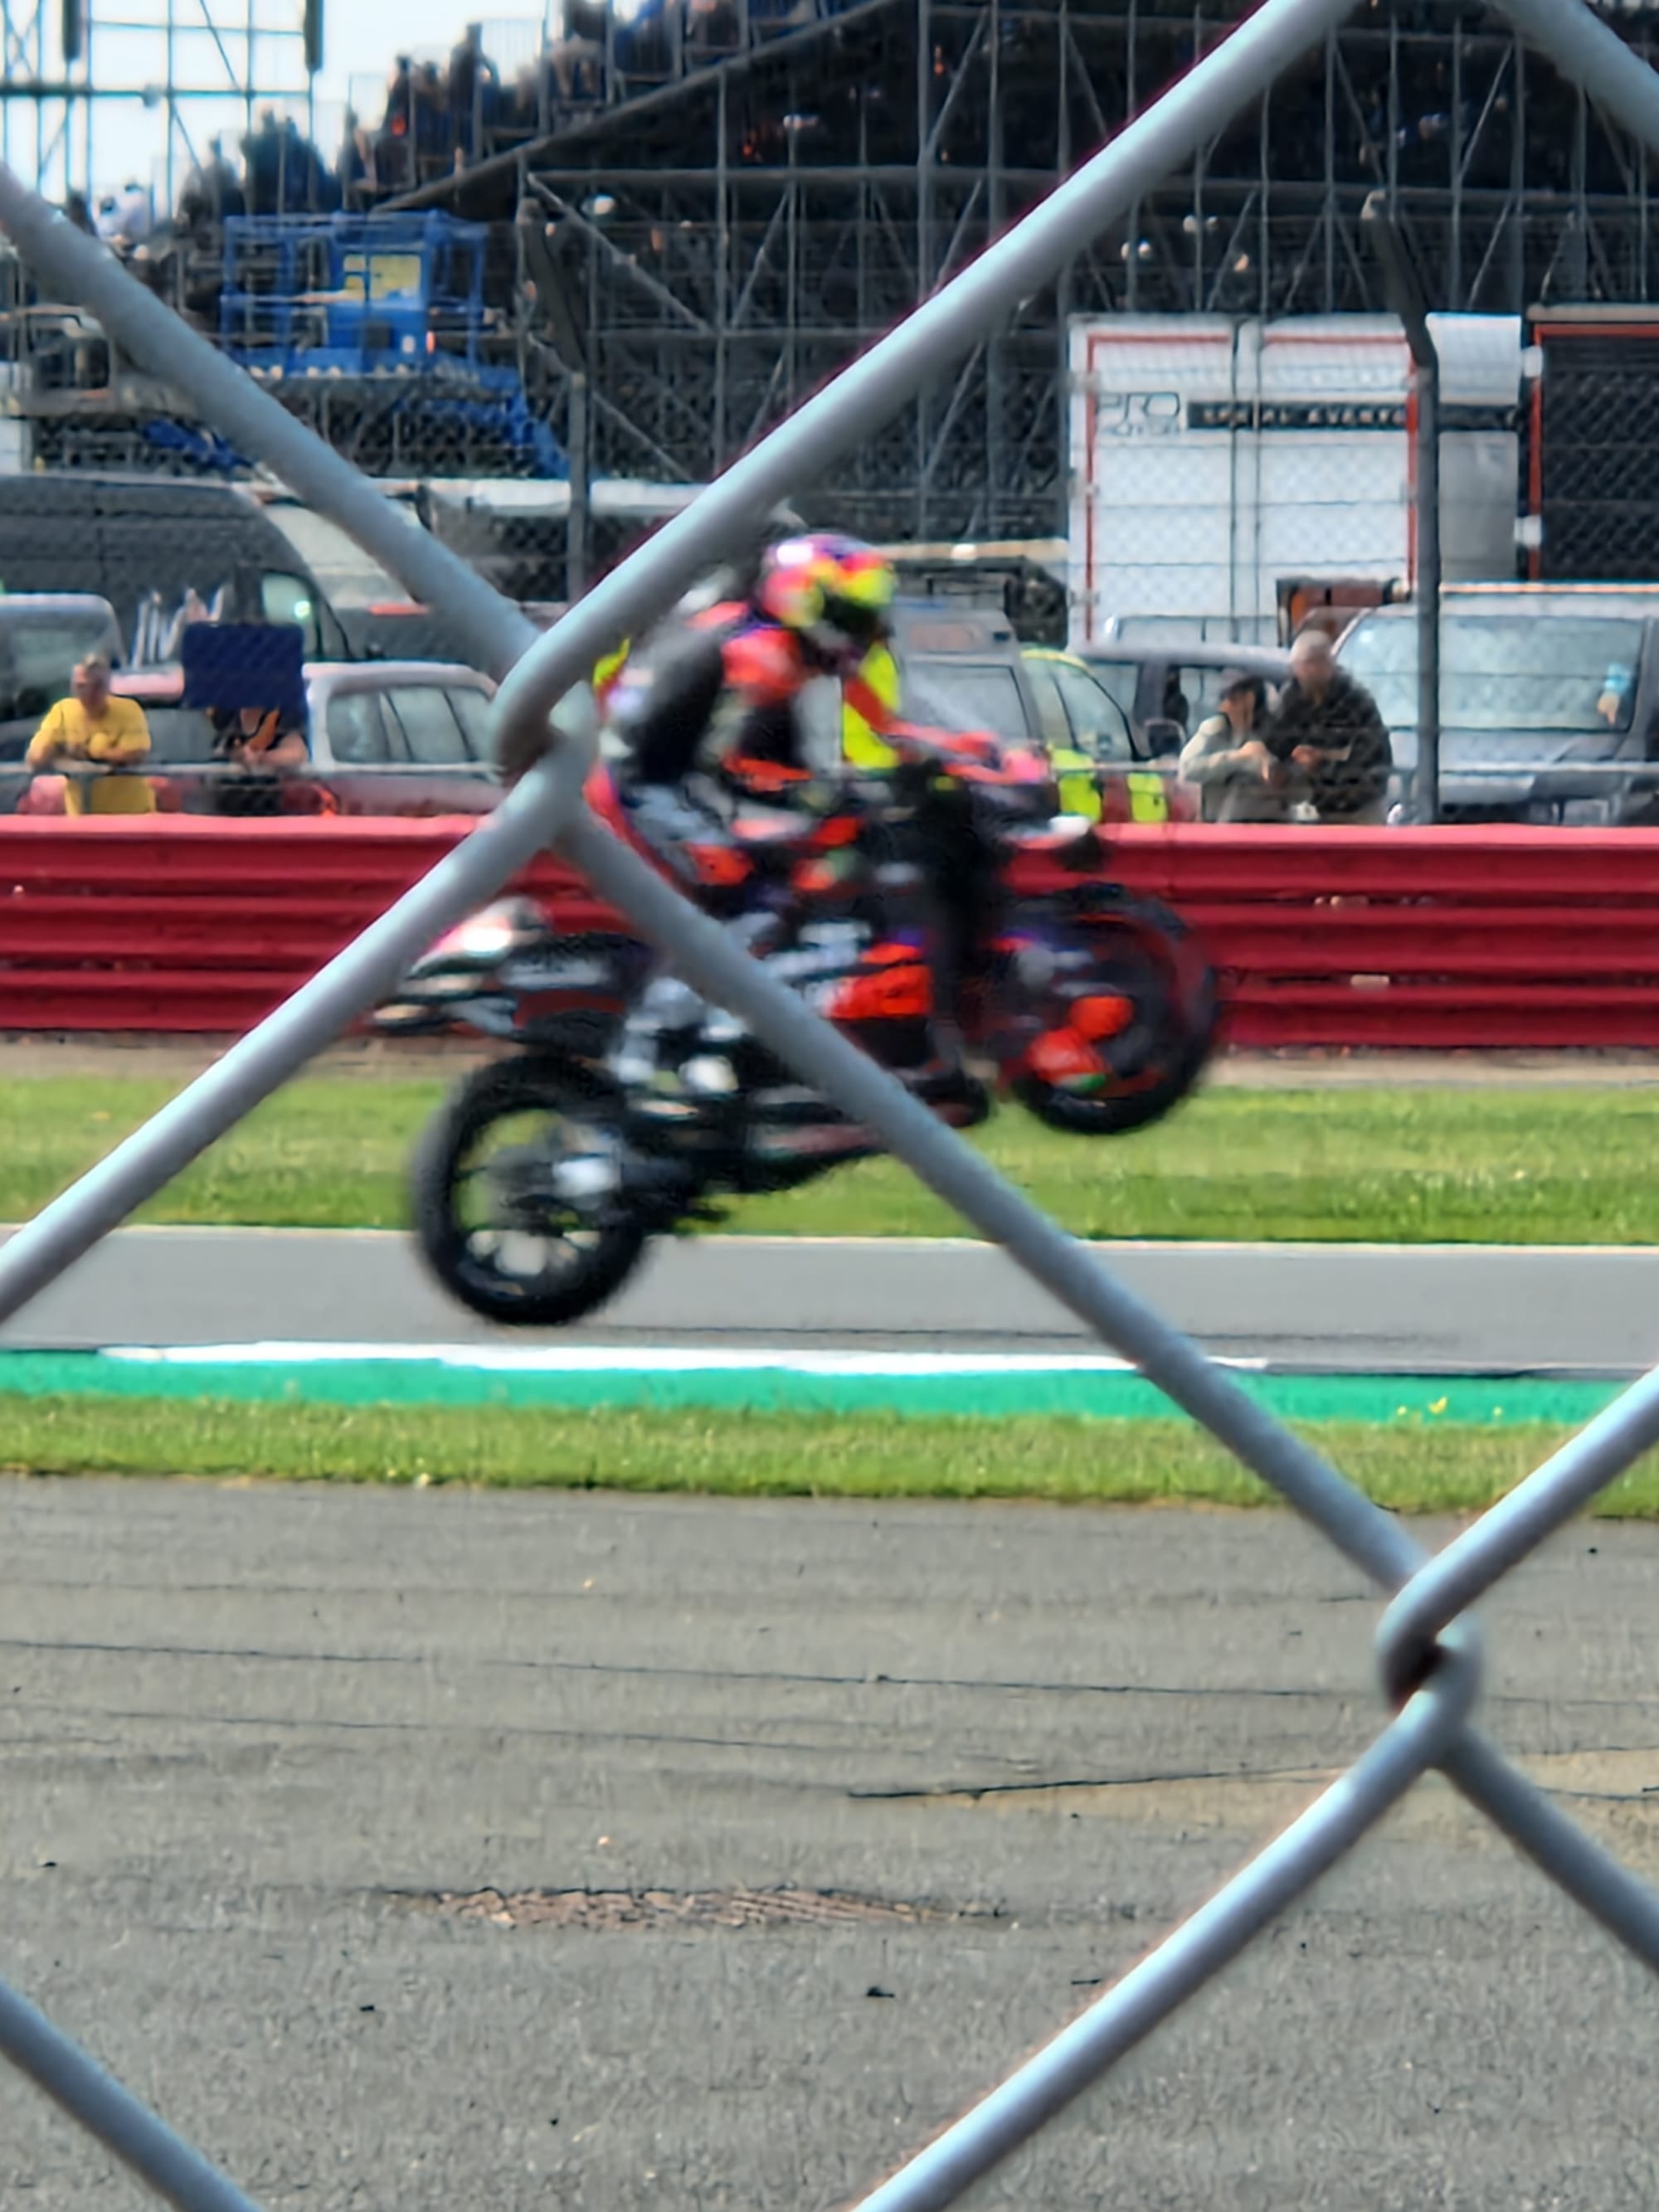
[410, 1054, 650, 1328]
[1012, 893, 1219, 1139]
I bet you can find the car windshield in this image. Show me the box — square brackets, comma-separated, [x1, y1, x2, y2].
[905, 660, 1029, 742]
[1339, 614, 1647, 734]
[0, 614, 120, 722]
[1073, 659, 1139, 717]
[265, 503, 421, 607]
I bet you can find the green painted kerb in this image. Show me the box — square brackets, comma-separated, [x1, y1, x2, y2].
[0, 1350, 1627, 1427]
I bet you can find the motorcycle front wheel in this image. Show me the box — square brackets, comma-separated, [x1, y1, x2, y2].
[410, 1055, 651, 1327]
[1011, 892, 1219, 1138]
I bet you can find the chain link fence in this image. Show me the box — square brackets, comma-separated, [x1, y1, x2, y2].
[1066, 290, 1659, 826]
[7, 0, 1659, 2206]
[1525, 309, 1659, 583]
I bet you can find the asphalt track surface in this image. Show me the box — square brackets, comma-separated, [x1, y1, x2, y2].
[5, 1476, 1659, 2212]
[2, 1226, 1659, 1371]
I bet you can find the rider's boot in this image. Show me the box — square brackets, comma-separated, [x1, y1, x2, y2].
[899, 970, 986, 1114]
[608, 908, 785, 1105]
[891, 890, 986, 1110]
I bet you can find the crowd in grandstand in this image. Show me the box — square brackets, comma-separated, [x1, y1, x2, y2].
[60, 0, 850, 253]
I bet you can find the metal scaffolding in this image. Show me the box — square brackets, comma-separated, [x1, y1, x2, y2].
[0, 0, 314, 211]
[424, 0, 1659, 538]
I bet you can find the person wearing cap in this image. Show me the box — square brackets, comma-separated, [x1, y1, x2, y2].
[1178, 668, 1288, 823]
[25, 653, 156, 816]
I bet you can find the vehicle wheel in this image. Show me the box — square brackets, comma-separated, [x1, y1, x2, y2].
[410, 1055, 650, 1327]
[1012, 893, 1219, 1137]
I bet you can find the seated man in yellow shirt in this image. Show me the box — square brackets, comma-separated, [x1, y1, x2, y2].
[27, 654, 156, 816]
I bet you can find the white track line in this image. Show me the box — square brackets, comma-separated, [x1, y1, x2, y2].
[99, 1343, 1217, 1377]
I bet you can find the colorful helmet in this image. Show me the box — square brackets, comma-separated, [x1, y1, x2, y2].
[755, 533, 896, 667]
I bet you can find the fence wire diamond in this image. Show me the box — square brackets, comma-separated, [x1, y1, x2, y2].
[5, 0, 1659, 2206]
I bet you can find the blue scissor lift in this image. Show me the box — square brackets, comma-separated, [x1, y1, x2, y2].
[218, 212, 566, 479]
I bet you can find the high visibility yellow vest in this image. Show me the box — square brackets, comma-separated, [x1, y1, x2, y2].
[1126, 771, 1169, 824]
[842, 641, 902, 770]
[594, 641, 630, 706]
[1052, 754, 1170, 825]
[1053, 746, 1102, 823]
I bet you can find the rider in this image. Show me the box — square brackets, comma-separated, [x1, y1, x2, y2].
[601, 532, 979, 1092]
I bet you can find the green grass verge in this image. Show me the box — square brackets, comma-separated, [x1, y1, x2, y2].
[4, 1396, 1658, 1517]
[7, 1073, 1659, 1242]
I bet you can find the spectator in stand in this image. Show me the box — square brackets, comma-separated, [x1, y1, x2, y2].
[413, 60, 450, 169]
[285, 115, 341, 210]
[26, 654, 156, 817]
[447, 34, 503, 158]
[241, 109, 336, 213]
[612, 0, 671, 80]
[374, 112, 416, 193]
[178, 138, 246, 231]
[384, 54, 416, 133]
[550, 0, 607, 100]
[1263, 627, 1394, 826]
[375, 59, 419, 191]
[506, 56, 542, 129]
[1178, 670, 1292, 823]
[338, 107, 374, 206]
[241, 109, 285, 213]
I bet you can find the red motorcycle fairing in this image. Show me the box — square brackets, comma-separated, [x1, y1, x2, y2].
[818, 937, 936, 1026]
[583, 757, 1146, 1096]
[586, 759, 859, 887]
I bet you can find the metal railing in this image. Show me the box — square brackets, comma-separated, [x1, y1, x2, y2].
[5, 0, 1659, 2205]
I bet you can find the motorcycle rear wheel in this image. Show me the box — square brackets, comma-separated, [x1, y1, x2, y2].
[410, 1055, 650, 1327]
[1011, 893, 1218, 1137]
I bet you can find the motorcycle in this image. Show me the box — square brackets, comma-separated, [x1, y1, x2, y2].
[375, 731, 1218, 1328]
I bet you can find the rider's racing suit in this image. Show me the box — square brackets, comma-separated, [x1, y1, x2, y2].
[604, 605, 965, 1091]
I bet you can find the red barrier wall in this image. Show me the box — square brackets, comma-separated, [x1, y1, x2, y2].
[5, 815, 1659, 1049]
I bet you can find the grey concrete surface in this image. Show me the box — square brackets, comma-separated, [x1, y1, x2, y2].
[4, 1226, 1659, 1372]
[3, 1477, 1659, 2210]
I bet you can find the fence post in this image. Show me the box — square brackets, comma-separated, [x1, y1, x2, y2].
[0, 1980, 272, 2212]
[1413, 353, 1441, 824]
[567, 369, 591, 600]
[1498, 0, 1659, 153]
[1363, 192, 1440, 824]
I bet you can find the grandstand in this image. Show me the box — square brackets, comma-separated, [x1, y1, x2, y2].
[377, 0, 1659, 543]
